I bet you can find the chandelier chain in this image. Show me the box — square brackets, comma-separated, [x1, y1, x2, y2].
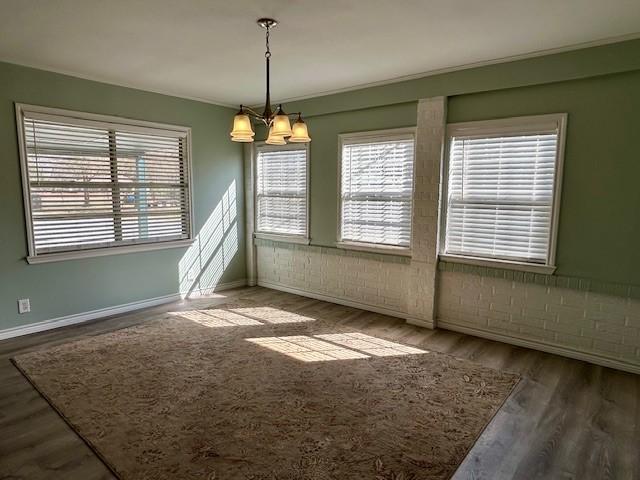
[265, 28, 271, 59]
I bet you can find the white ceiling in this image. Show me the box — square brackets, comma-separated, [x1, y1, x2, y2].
[1, 0, 639, 106]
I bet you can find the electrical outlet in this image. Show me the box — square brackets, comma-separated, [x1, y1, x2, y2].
[18, 298, 31, 314]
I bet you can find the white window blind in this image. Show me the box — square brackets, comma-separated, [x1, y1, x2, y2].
[19, 107, 191, 257]
[256, 145, 308, 236]
[340, 132, 415, 248]
[444, 115, 566, 265]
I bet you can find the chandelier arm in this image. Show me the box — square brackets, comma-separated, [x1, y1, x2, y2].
[242, 106, 262, 118]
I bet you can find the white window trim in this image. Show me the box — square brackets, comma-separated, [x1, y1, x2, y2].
[337, 127, 417, 256]
[24, 239, 195, 265]
[253, 142, 310, 244]
[439, 253, 556, 274]
[336, 240, 412, 257]
[254, 232, 310, 245]
[439, 113, 567, 274]
[15, 103, 195, 264]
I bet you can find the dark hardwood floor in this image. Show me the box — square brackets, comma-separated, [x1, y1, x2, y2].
[0, 286, 638, 479]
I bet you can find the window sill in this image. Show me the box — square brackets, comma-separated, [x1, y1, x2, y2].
[254, 232, 310, 245]
[336, 241, 412, 257]
[439, 254, 556, 275]
[26, 239, 194, 265]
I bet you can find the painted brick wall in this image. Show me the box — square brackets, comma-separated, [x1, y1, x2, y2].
[407, 98, 446, 324]
[257, 240, 640, 371]
[437, 270, 640, 367]
[256, 242, 414, 320]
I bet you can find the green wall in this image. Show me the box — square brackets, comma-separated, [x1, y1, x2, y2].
[447, 71, 640, 285]
[276, 39, 640, 288]
[284, 39, 640, 117]
[0, 62, 245, 331]
[305, 103, 418, 245]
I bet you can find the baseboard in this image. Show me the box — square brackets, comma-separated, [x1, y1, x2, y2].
[406, 317, 435, 329]
[0, 293, 180, 341]
[438, 320, 640, 375]
[0, 279, 247, 341]
[258, 280, 433, 327]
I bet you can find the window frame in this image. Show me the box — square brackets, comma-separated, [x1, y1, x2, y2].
[439, 113, 567, 274]
[15, 103, 194, 265]
[253, 141, 310, 245]
[336, 127, 417, 256]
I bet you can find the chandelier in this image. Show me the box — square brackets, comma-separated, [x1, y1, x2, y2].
[230, 18, 311, 144]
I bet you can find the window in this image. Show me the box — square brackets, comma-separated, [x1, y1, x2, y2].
[16, 104, 193, 264]
[255, 144, 309, 240]
[441, 114, 566, 273]
[338, 129, 415, 253]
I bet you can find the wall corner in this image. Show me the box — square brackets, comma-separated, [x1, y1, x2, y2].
[243, 143, 257, 286]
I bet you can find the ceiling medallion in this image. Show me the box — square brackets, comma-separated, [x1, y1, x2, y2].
[230, 18, 311, 144]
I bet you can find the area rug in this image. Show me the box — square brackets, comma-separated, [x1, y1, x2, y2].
[13, 300, 519, 480]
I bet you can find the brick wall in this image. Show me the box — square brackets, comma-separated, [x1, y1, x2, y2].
[437, 270, 640, 367]
[256, 241, 640, 371]
[256, 241, 414, 320]
[407, 98, 446, 325]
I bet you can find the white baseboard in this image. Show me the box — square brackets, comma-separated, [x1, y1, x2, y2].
[437, 320, 640, 375]
[0, 293, 180, 341]
[406, 317, 435, 329]
[258, 280, 433, 327]
[0, 279, 247, 341]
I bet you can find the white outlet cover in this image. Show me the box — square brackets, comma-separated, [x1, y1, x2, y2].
[18, 298, 31, 314]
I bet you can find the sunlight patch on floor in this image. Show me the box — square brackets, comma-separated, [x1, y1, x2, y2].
[169, 309, 262, 327]
[315, 333, 428, 357]
[228, 306, 315, 324]
[246, 333, 427, 362]
[169, 305, 316, 328]
[246, 336, 370, 362]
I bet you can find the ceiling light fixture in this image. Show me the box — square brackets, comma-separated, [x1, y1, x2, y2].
[230, 18, 311, 144]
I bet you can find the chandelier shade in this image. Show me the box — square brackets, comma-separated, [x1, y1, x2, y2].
[265, 127, 287, 145]
[271, 107, 293, 137]
[230, 112, 255, 139]
[230, 133, 255, 143]
[230, 19, 310, 144]
[289, 117, 311, 143]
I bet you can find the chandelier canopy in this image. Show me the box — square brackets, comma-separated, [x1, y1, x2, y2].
[230, 19, 311, 145]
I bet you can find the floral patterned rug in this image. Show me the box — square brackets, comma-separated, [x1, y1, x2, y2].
[13, 300, 519, 479]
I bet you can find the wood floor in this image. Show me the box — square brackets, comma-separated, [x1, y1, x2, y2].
[1, 286, 638, 480]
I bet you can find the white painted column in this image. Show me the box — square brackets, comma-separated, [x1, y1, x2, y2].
[406, 97, 447, 328]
